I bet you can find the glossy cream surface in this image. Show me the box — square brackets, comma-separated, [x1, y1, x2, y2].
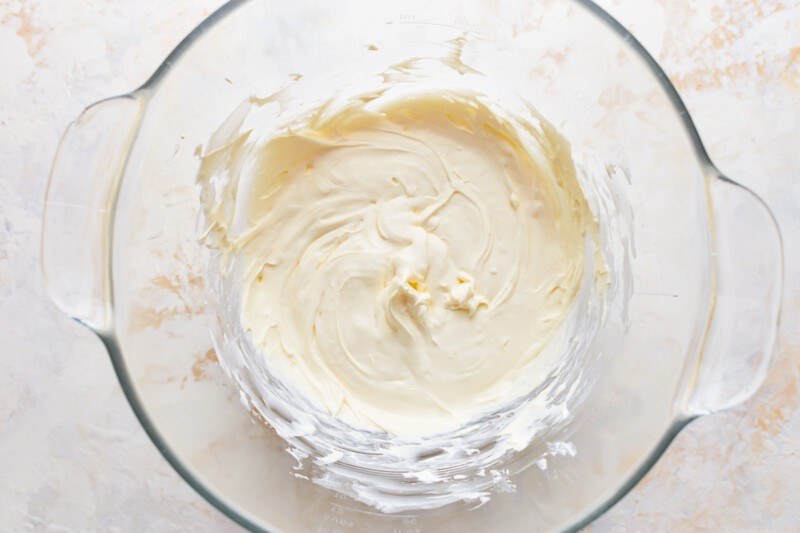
[199, 81, 599, 437]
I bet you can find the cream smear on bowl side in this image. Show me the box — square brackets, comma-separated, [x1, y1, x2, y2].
[196, 39, 620, 511]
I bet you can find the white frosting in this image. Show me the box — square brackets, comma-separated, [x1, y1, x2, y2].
[199, 86, 599, 437]
[197, 41, 616, 511]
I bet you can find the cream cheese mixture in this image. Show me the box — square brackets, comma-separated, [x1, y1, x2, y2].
[198, 82, 600, 437]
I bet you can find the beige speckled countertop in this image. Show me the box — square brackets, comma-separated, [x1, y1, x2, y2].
[1, 0, 798, 531]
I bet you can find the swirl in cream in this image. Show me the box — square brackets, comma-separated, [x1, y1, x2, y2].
[198, 85, 600, 438]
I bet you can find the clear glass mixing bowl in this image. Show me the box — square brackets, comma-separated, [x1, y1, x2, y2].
[41, 0, 783, 531]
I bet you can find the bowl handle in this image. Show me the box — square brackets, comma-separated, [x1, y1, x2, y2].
[684, 173, 783, 416]
[41, 95, 143, 333]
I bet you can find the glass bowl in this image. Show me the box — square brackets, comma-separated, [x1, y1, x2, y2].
[42, 0, 783, 531]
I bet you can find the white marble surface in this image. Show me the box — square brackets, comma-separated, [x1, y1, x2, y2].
[1, 0, 798, 531]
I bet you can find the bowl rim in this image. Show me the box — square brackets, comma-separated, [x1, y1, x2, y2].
[105, 0, 719, 531]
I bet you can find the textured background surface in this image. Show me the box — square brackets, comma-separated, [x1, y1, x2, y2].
[1, 0, 798, 530]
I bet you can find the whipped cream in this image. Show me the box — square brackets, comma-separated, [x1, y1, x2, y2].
[197, 40, 612, 510]
[199, 86, 598, 436]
